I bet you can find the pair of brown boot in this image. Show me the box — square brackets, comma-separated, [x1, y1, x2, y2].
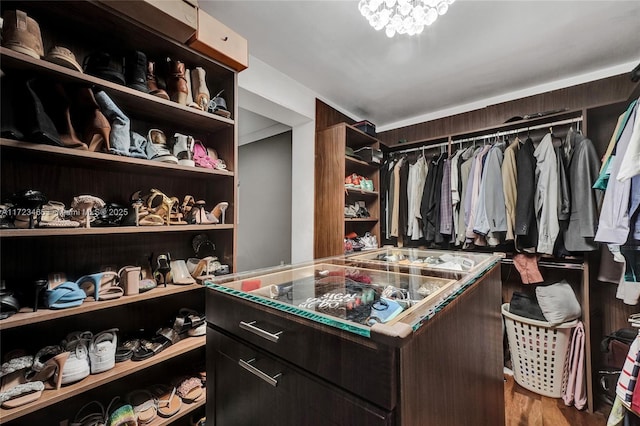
[151, 60, 209, 111]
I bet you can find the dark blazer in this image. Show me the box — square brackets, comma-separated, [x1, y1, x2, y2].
[564, 135, 602, 251]
[515, 138, 538, 252]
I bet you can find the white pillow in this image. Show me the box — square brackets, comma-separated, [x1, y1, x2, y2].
[535, 280, 581, 326]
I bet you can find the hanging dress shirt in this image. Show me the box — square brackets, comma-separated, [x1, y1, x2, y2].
[474, 145, 507, 246]
[534, 133, 560, 255]
[440, 158, 453, 238]
[407, 155, 428, 240]
[596, 101, 638, 245]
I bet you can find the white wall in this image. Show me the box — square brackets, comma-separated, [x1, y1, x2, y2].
[237, 132, 292, 271]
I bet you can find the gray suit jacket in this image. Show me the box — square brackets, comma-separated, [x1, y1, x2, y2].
[564, 134, 602, 251]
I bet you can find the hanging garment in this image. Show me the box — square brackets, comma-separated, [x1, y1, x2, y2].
[502, 139, 519, 242]
[381, 157, 395, 240]
[474, 145, 506, 246]
[564, 134, 602, 252]
[399, 158, 410, 240]
[616, 332, 640, 404]
[630, 175, 640, 241]
[439, 158, 453, 238]
[407, 155, 427, 240]
[594, 99, 637, 190]
[466, 145, 491, 244]
[515, 138, 538, 252]
[456, 150, 475, 246]
[450, 148, 464, 238]
[563, 321, 586, 410]
[617, 98, 640, 182]
[390, 157, 404, 237]
[596, 102, 638, 245]
[534, 133, 560, 255]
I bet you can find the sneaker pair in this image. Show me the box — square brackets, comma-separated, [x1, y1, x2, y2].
[146, 130, 194, 166]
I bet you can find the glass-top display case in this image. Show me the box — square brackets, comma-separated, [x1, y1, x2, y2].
[203, 248, 500, 338]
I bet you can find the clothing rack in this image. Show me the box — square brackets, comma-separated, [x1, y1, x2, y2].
[452, 116, 583, 146]
[500, 256, 585, 271]
[389, 116, 583, 156]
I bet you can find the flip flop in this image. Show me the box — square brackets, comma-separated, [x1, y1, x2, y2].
[149, 384, 181, 418]
[126, 389, 158, 425]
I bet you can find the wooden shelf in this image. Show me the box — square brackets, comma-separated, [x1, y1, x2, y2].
[150, 396, 205, 426]
[0, 47, 234, 134]
[345, 218, 379, 223]
[0, 284, 203, 330]
[345, 156, 379, 168]
[0, 223, 233, 238]
[0, 336, 205, 423]
[345, 187, 379, 196]
[0, 139, 234, 178]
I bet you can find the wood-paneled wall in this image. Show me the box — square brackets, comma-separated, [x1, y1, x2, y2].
[378, 73, 639, 146]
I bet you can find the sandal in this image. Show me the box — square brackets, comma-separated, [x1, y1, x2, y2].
[154, 253, 172, 286]
[193, 141, 215, 169]
[149, 384, 181, 418]
[186, 256, 220, 279]
[170, 260, 196, 285]
[76, 271, 123, 301]
[118, 265, 141, 296]
[173, 308, 205, 335]
[89, 328, 118, 374]
[126, 389, 158, 425]
[44, 281, 86, 309]
[70, 195, 105, 228]
[0, 355, 39, 409]
[70, 399, 108, 426]
[0, 292, 21, 320]
[146, 188, 176, 226]
[39, 201, 79, 228]
[106, 397, 137, 426]
[193, 200, 216, 224]
[175, 376, 204, 402]
[181, 195, 196, 224]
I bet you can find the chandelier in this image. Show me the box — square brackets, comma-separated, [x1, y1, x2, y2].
[358, 0, 455, 38]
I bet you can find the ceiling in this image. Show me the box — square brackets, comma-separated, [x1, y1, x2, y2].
[203, 1, 640, 131]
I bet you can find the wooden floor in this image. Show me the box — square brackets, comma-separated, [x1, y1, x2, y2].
[505, 375, 608, 426]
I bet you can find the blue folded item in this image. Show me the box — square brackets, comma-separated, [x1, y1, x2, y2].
[367, 297, 404, 325]
[45, 281, 86, 309]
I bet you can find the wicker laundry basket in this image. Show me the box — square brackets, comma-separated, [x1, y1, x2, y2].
[502, 303, 578, 398]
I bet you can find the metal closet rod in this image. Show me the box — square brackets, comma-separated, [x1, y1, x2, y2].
[390, 116, 583, 155]
[500, 257, 585, 271]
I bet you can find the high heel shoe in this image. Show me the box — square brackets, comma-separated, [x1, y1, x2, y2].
[193, 201, 215, 224]
[210, 202, 229, 224]
[70, 195, 105, 228]
[69, 86, 111, 152]
[76, 271, 123, 301]
[30, 279, 48, 312]
[191, 67, 210, 111]
[25, 346, 70, 390]
[10, 189, 48, 229]
[147, 189, 176, 226]
[155, 253, 172, 287]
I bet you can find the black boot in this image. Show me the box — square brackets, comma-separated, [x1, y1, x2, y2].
[125, 50, 149, 93]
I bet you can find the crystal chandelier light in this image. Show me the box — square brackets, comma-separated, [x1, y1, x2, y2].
[358, 0, 455, 38]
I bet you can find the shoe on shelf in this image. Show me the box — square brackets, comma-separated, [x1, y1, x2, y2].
[184, 68, 202, 110]
[147, 61, 170, 100]
[39, 201, 80, 228]
[191, 67, 210, 111]
[70, 195, 106, 228]
[210, 202, 229, 224]
[0, 353, 45, 409]
[170, 260, 196, 285]
[154, 253, 172, 286]
[60, 331, 92, 385]
[25, 346, 69, 390]
[175, 376, 204, 403]
[126, 389, 158, 425]
[68, 86, 111, 152]
[146, 129, 178, 164]
[148, 384, 181, 418]
[173, 133, 195, 167]
[94, 90, 132, 157]
[118, 266, 141, 296]
[44, 46, 83, 72]
[1, 10, 44, 59]
[89, 328, 118, 374]
[125, 50, 149, 93]
[166, 59, 188, 105]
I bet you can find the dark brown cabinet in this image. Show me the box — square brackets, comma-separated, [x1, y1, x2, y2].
[206, 249, 504, 425]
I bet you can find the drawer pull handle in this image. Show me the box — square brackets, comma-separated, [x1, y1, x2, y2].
[239, 321, 282, 342]
[222, 36, 229, 41]
[239, 358, 281, 387]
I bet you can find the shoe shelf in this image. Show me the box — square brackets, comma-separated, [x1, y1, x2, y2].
[0, 335, 205, 423]
[0, 283, 203, 331]
[344, 187, 379, 196]
[0, 47, 235, 132]
[345, 156, 379, 169]
[151, 398, 205, 426]
[0, 223, 233, 238]
[0, 139, 234, 178]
